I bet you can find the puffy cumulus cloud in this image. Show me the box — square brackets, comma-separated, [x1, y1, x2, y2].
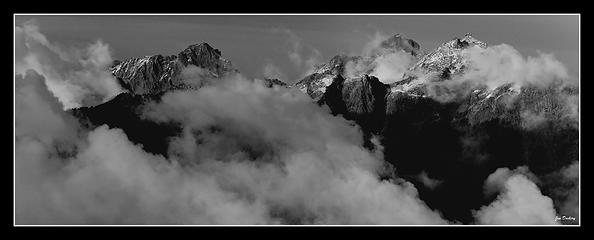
[17, 125, 273, 224]
[15, 20, 122, 109]
[15, 70, 80, 144]
[16, 71, 448, 224]
[411, 43, 578, 131]
[481, 166, 539, 197]
[407, 43, 576, 105]
[474, 166, 558, 225]
[369, 51, 415, 84]
[344, 58, 371, 79]
[140, 76, 449, 224]
[15, 71, 271, 224]
[460, 44, 570, 90]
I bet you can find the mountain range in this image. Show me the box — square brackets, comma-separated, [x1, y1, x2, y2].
[69, 33, 579, 223]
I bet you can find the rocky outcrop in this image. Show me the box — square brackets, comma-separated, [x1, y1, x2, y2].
[111, 55, 182, 95]
[319, 75, 388, 129]
[294, 34, 421, 102]
[294, 55, 362, 101]
[111, 42, 237, 96]
[177, 43, 236, 77]
[262, 78, 288, 88]
[408, 33, 487, 80]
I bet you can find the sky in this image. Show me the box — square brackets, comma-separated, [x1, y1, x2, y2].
[15, 14, 579, 84]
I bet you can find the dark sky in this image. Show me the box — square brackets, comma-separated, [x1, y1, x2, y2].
[15, 15, 579, 84]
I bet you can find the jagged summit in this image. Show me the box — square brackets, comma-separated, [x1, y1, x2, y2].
[297, 33, 489, 103]
[439, 33, 486, 50]
[408, 33, 488, 79]
[178, 42, 232, 73]
[111, 42, 237, 96]
[460, 33, 488, 48]
[295, 34, 422, 101]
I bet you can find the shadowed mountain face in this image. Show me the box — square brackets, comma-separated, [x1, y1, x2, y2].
[294, 33, 579, 223]
[68, 34, 578, 224]
[318, 74, 389, 149]
[380, 85, 578, 222]
[69, 92, 182, 157]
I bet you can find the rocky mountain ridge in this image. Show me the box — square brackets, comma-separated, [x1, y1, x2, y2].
[69, 33, 579, 224]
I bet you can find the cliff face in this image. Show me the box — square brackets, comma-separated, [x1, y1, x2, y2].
[111, 55, 182, 95]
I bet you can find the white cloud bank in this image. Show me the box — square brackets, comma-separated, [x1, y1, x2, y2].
[15, 69, 448, 224]
[15, 20, 122, 109]
[461, 44, 571, 90]
[474, 167, 559, 225]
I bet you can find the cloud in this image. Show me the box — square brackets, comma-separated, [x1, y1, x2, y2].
[481, 166, 539, 197]
[398, 42, 575, 104]
[14, 71, 273, 224]
[15, 70, 80, 144]
[474, 166, 558, 225]
[408, 43, 579, 130]
[15, 20, 123, 109]
[461, 44, 570, 90]
[343, 32, 416, 84]
[369, 51, 415, 84]
[16, 70, 448, 224]
[413, 43, 572, 100]
[17, 126, 273, 224]
[140, 77, 449, 224]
